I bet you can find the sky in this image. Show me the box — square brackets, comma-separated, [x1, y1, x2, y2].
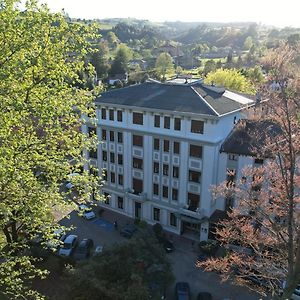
[38, 0, 300, 28]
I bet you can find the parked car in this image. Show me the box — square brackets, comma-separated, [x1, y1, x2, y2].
[120, 224, 137, 238]
[65, 172, 80, 189]
[175, 282, 191, 300]
[78, 204, 96, 220]
[281, 281, 300, 300]
[58, 234, 78, 257]
[197, 292, 213, 300]
[73, 238, 94, 260]
[93, 245, 103, 256]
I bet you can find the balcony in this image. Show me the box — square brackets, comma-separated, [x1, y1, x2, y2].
[125, 189, 148, 202]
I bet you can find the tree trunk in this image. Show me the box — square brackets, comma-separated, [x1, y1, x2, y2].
[2, 226, 12, 244]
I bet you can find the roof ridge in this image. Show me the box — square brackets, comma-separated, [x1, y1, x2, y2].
[190, 86, 220, 117]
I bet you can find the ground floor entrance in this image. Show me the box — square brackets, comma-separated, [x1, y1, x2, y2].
[134, 202, 141, 219]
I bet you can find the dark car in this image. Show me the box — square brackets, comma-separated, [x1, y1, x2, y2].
[175, 282, 191, 300]
[73, 238, 94, 260]
[120, 224, 137, 238]
[197, 292, 213, 300]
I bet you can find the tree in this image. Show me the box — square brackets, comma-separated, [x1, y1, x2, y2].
[90, 41, 110, 79]
[244, 66, 265, 86]
[0, 1, 100, 298]
[155, 52, 174, 81]
[65, 231, 174, 300]
[199, 44, 300, 299]
[109, 44, 132, 75]
[243, 36, 253, 50]
[204, 69, 255, 94]
[203, 59, 216, 76]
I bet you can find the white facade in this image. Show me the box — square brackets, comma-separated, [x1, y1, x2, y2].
[83, 102, 252, 241]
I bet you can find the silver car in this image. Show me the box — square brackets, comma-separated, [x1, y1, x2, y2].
[58, 234, 78, 257]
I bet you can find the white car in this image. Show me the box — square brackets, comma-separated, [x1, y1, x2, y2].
[65, 173, 80, 189]
[94, 245, 103, 255]
[78, 204, 96, 220]
[58, 234, 78, 257]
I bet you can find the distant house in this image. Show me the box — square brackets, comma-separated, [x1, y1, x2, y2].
[129, 59, 148, 70]
[108, 73, 128, 86]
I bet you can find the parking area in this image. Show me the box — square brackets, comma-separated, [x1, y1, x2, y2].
[59, 207, 259, 300]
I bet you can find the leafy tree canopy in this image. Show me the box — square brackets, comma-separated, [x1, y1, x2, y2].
[65, 231, 174, 300]
[155, 52, 174, 81]
[0, 0, 100, 298]
[204, 68, 255, 94]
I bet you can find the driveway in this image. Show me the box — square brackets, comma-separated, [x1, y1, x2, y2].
[59, 208, 260, 300]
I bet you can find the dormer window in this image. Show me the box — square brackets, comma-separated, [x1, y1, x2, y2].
[133, 112, 143, 125]
[191, 120, 204, 134]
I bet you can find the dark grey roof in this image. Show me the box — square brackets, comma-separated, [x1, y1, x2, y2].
[220, 120, 282, 156]
[95, 81, 255, 116]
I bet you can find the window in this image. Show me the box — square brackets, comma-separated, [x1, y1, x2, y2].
[89, 149, 97, 159]
[173, 166, 179, 178]
[118, 174, 123, 186]
[172, 188, 178, 201]
[102, 151, 107, 161]
[187, 193, 200, 211]
[170, 213, 177, 227]
[227, 169, 236, 187]
[110, 152, 115, 163]
[104, 192, 110, 205]
[102, 169, 107, 181]
[133, 112, 143, 125]
[153, 162, 159, 174]
[154, 115, 160, 127]
[163, 164, 169, 176]
[190, 145, 202, 158]
[153, 184, 159, 195]
[173, 142, 180, 154]
[163, 186, 168, 198]
[117, 196, 124, 209]
[189, 170, 201, 183]
[254, 158, 264, 165]
[191, 120, 204, 134]
[110, 172, 115, 183]
[109, 109, 114, 121]
[174, 118, 181, 131]
[132, 178, 143, 194]
[164, 116, 170, 129]
[154, 138, 160, 150]
[118, 154, 123, 165]
[117, 110, 123, 122]
[228, 154, 238, 161]
[153, 207, 160, 221]
[117, 132, 123, 143]
[110, 131, 114, 142]
[101, 108, 106, 120]
[133, 158, 143, 169]
[102, 129, 107, 141]
[88, 127, 96, 137]
[133, 135, 143, 147]
[163, 140, 169, 152]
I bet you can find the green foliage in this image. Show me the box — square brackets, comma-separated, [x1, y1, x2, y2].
[0, 0, 101, 298]
[243, 36, 253, 50]
[155, 52, 174, 80]
[110, 44, 132, 75]
[243, 66, 265, 86]
[65, 232, 174, 300]
[204, 68, 255, 94]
